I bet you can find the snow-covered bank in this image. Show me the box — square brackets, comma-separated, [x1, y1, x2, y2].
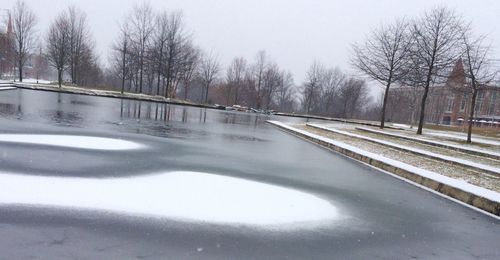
[0, 87, 16, 91]
[307, 123, 500, 176]
[356, 127, 500, 160]
[0, 134, 144, 151]
[0, 171, 338, 228]
[428, 132, 500, 146]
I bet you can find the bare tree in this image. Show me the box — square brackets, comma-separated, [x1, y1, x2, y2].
[412, 7, 464, 134]
[262, 62, 281, 109]
[199, 51, 220, 103]
[275, 71, 295, 111]
[11, 0, 37, 82]
[153, 10, 169, 96]
[112, 20, 131, 94]
[320, 67, 344, 115]
[253, 50, 267, 109]
[460, 32, 497, 143]
[179, 44, 200, 100]
[352, 19, 412, 128]
[66, 6, 92, 85]
[302, 61, 323, 114]
[225, 57, 247, 105]
[46, 11, 70, 88]
[163, 11, 187, 98]
[338, 77, 368, 118]
[129, 2, 154, 93]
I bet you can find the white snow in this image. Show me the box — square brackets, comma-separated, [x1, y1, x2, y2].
[268, 121, 500, 204]
[391, 123, 412, 129]
[20, 78, 52, 84]
[0, 87, 16, 91]
[0, 171, 338, 227]
[357, 127, 500, 158]
[0, 134, 144, 151]
[307, 123, 500, 175]
[427, 132, 500, 146]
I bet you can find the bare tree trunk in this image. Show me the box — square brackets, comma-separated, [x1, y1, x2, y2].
[380, 82, 391, 129]
[58, 69, 62, 88]
[417, 86, 429, 135]
[467, 90, 477, 143]
[19, 61, 23, 82]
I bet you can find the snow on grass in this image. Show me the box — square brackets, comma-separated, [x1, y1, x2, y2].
[0, 134, 144, 151]
[357, 127, 500, 158]
[0, 171, 338, 227]
[20, 78, 52, 84]
[308, 123, 500, 175]
[428, 132, 500, 146]
[268, 121, 500, 204]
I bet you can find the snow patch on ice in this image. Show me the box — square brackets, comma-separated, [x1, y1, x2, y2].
[0, 134, 144, 150]
[0, 171, 338, 227]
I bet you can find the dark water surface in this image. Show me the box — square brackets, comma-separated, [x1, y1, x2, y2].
[0, 89, 498, 259]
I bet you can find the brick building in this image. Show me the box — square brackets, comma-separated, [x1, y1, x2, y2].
[387, 60, 500, 128]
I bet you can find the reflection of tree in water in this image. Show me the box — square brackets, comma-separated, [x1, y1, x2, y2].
[120, 100, 208, 124]
[48, 110, 84, 126]
[0, 103, 18, 118]
[118, 99, 268, 128]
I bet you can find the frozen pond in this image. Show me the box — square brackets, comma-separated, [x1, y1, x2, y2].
[0, 89, 499, 259]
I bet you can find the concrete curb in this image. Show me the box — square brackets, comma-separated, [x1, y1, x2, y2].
[267, 121, 500, 217]
[306, 123, 500, 176]
[356, 127, 500, 161]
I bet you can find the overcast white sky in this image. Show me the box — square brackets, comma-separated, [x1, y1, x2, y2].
[2, 0, 500, 92]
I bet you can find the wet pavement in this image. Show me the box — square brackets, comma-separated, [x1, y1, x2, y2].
[0, 89, 498, 259]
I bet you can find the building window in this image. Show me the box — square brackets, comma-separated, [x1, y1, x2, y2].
[460, 94, 468, 111]
[488, 91, 497, 115]
[475, 100, 483, 113]
[475, 90, 485, 114]
[446, 97, 454, 112]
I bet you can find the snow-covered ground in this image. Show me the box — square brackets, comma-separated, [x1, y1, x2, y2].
[356, 127, 500, 159]
[308, 123, 500, 175]
[0, 134, 144, 151]
[0, 171, 338, 228]
[0, 87, 16, 91]
[427, 131, 500, 146]
[19, 78, 52, 84]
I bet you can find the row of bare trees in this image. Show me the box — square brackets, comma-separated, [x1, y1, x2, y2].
[45, 6, 99, 87]
[211, 51, 297, 111]
[7, 0, 99, 86]
[213, 51, 296, 111]
[110, 2, 202, 98]
[301, 62, 369, 118]
[351, 6, 498, 142]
